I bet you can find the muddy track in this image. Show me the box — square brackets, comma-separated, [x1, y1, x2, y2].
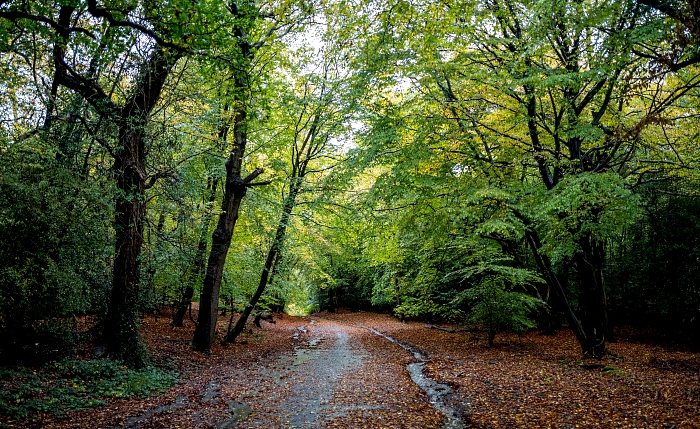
[241, 320, 368, 427]
[81, 316, 450, 428]
[358, 324, 466, 429]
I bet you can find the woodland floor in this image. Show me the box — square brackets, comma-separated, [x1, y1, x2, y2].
[3, 309, 700, 428]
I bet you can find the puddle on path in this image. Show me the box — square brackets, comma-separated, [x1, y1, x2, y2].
[215, 401, 253, 429]
[360, 324, 466, 429]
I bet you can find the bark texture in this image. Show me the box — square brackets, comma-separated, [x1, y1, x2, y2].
[38, 4, 183, 365]
[224, 99, 326, 344]
[576, 234, 609, 356]
[224, 180, 301, 343]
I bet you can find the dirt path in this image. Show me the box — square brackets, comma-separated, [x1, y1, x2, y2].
[46, 315, 446, 428]
[241, 319, 367, 427]
[234, 317, 445, 428]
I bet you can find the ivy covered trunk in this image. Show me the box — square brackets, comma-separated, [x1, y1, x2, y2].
[103, 142, 147, 366]
[102, 49, 180, 367]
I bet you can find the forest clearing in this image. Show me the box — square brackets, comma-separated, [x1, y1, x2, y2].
[2, 310, 698, 428]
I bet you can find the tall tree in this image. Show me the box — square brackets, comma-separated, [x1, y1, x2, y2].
[225, 62, 346, 342]
[191, 0, 309, 351]
[324, 0, 700, 356]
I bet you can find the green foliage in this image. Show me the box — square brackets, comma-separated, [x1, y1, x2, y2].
[0, 0, 698, 362]
[457, 273, 544, 346]
[369, 263, 398, 307]
[283, 282, 319, 317]
[534, 172, 641, 265]
[0, 142, 113, 360]
[395, 296, 463, 322]
[0, 359, 177, 419]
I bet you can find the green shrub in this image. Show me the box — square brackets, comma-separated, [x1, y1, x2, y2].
[394, 296, 463, 321]
[458, 271, 544, 346]
[0, 147, 113, 361]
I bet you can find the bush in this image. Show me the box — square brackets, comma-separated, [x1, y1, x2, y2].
[394, 296, 463, 321]
[458, 271, 544, 346]
[0, 146, 113, 362]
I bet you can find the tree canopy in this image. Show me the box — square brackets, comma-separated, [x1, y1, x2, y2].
[1, 0, 700, 364]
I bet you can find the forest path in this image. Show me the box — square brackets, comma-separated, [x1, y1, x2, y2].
[240, 318, 368, 427]
[232, 317, 445, 428]
[45, 313, 448, 428]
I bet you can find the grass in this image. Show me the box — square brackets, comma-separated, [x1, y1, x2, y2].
[0, 358, 178, 420]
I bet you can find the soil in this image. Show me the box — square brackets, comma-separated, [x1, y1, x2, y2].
[9, 309, 700, 428]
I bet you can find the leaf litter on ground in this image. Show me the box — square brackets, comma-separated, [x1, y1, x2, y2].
[1, 308, 698, 428]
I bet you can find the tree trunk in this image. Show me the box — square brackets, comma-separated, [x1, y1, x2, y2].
[523, 90, 608, 356]
[214, 71, 327, 345]
[190, 14, 264, 351]
[173, 178, 219, 327]
[523, 228, 591, 354]
[224, 181, 300, 343]
[102, 48, 180, 367]
[575, 233, 609, 356]
[191, 101, 264, 351]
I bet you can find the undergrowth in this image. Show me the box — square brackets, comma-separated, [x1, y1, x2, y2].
[0, 359, 178, 420]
